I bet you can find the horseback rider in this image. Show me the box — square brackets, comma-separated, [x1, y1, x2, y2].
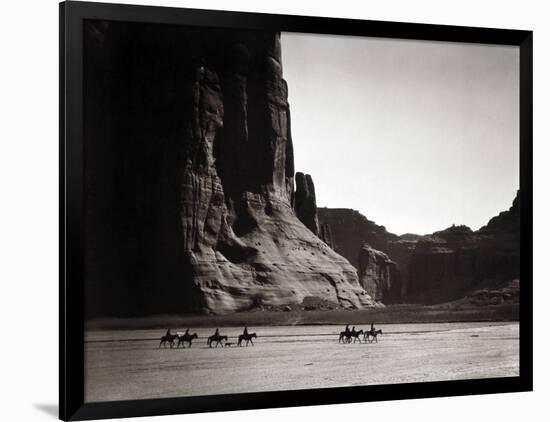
[370, 322, 375, 335]
[165, 328, 171, 337]
[214, 328, 220, 337]
[243, 326, 249, 336]
[352, 326, 356, 334]
[345, 324, 350, 334]
[184, 328, 189, 336]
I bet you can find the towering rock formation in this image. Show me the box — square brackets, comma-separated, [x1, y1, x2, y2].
[358, 244, 402, 303]
[84, 21, 377, 317]
[319, 223, 334, 249]
[294, 172, 320, 235]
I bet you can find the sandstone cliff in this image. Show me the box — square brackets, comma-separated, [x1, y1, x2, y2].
[358, 244, 402, 303]
[294, 172, 320, 235]
[317, 208, 399, 268]
[405, 194, 520, 303]
[318, 191, 520, 304]
[84, 21, 377, 317]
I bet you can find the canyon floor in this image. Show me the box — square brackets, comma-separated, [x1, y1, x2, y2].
[84, 321, 519, 402]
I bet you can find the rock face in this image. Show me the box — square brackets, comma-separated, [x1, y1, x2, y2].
[84, 21, 377, 317]
[405, 194, 520, 303]
[358, 244, 402, 303]
[318, 191, 520, 304]
[294, 172, 320, 235]
[317, 208, 403, 300]
[317, 208, 399, 268]
[319, 223, 334, 249]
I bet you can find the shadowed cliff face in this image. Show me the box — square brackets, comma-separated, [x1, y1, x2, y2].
[318, 192, 520, 304]
[294, 172, 320, 235]
[358, 244, 402, 303]
[84, 21, 377, 317]
[404, 193, 520, 303]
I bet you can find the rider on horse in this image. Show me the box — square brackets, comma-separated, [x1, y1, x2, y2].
[243, 327, 249, 336]
[370, 323, 375, 335]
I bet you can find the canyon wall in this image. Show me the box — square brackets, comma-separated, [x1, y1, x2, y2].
[318, 192, 520, 304]
[84, 21, 377, 317]
[358, 244, 402, 303]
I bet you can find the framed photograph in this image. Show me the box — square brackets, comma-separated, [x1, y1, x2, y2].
[60, 1, 533, 420]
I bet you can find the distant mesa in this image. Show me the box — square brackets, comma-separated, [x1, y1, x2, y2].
[318, 190, 520, 305]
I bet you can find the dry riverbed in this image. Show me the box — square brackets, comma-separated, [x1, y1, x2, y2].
[85, 322, 519, 402]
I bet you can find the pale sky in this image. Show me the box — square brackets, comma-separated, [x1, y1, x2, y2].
[281, 33, 519, 236]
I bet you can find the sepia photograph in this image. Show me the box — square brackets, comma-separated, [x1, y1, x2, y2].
[82, 19, 520, 403]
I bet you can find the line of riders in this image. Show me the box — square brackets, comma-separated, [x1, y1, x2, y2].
[159, 327, 257, 349]
[159, 323, 383, 348]
[339, 323, 383, 344]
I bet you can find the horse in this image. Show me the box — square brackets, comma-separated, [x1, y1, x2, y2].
[349, 329, 364, 343]
[365, 329, 383, 343]
[237, 332, 257, 347]
[176, 332, 198, 348]
[339, 331, 351, 343]
[207, 334, 227, 348]
[339, 329, 363, 343]
[159, 333, 178, 348]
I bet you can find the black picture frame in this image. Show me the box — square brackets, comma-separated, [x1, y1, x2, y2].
[60, 1, 533, 420]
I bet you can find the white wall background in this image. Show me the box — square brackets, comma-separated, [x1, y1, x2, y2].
[0, 0, 547, 421]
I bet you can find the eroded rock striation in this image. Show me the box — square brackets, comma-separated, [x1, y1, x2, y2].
[84, 21, 377, 317]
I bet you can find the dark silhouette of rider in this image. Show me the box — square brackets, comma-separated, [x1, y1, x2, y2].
[184, 328, 189, 336]
[214, 328, 220, 337]
[352, 326, 356, 333]
[345, 324, 350, 334]
[370, 323, 375, 334]
[243, 327, 249, 336]
[165, 328, 171, 337]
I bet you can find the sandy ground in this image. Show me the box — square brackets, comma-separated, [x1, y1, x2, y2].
[84, 322, 519, 402]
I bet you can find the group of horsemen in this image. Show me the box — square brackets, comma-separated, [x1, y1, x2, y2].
[161, 327, 255, 348]
[340, 323, 382, 343]
[161, 324, 381, 348]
